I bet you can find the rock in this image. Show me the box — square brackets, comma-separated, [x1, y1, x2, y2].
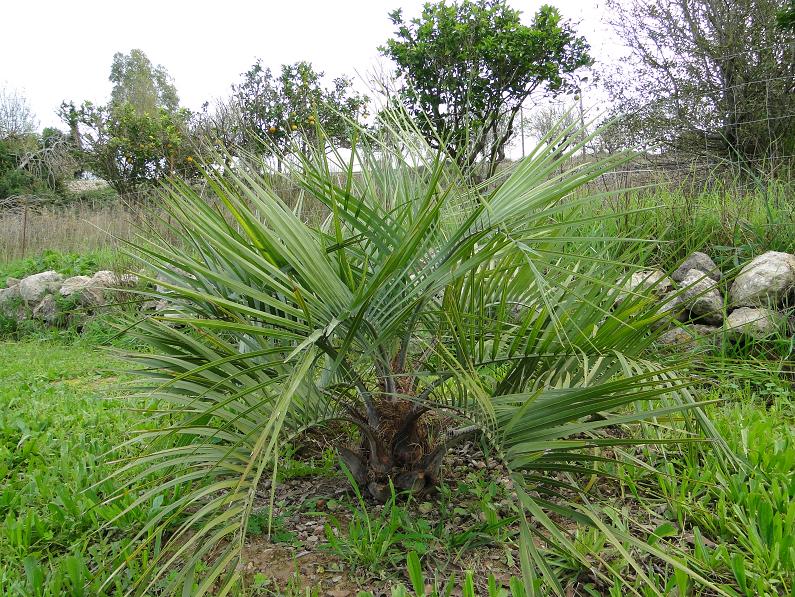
[0, 284, 24, 319]
[725, 307, 786, 339]
[6, 277, 20, 287]
[91, 270, 118, 287]
[618, 269, 674, 305]
[59, 275, 93, 296]
[92, 270, 138, 288]
[119, 273, 139, 287]
[672, 251, 721, 283]
[18, 271, 63, 303]
[32, 295, 59, 325]
[679, 269, 724, 325]
[657, 324, 720, 346]
[730, 251, 795, 307]
[657, 292, 686, 323]
[0, 283, 20, 305]
[60, 275, 106, 306]
[658, 327, 693, 345]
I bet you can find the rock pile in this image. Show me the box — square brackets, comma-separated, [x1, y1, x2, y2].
[0, 269, 138, 327]
[640, 250, 795, 346]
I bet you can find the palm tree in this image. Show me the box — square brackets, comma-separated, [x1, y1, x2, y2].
[104, 119, 730, 595]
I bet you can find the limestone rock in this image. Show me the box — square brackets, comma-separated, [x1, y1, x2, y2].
[617, 269, 673, 305]
[60, 275, 105, 306]
[657, 292, 686, 323]
[92, 270, 138, 289]
[725, 307, 786, 339]
[18, 271, 63, 303]
[658, 324, 720, 346]
[91, 270, 118, 287]
[672, 251, 721, 283]
[60, 275, 94, 296]
[0, 284, 23, 319]
[730, 251, 795, 307]
[679, 269, 724, 325]
[6, 277, 20, 287]
[32, 295, 59, 325]
[658, 327, 693, 345]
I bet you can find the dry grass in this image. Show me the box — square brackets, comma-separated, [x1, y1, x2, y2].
[0, 200, 160, 263]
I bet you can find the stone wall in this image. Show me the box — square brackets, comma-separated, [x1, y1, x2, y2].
[0, 270, 138, 327]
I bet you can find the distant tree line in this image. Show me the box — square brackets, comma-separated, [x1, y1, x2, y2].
[28, 0, 588, 196]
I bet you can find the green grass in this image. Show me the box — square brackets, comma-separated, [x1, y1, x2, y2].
[0, 249, 135, 288]
[1, 330, 792, 596]
[0, 341, 144, 596]
[0, 179, 793, 595]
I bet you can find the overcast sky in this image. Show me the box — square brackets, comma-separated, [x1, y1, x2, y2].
[1, 0, 619, 131]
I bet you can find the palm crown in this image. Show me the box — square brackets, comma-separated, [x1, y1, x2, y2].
[107, 119, 729, 595]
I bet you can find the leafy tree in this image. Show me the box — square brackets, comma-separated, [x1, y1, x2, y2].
[605, 0, 795, 171]
[109, 49, 180, 115]
[60, 101, 196, 196]
[380, 0, 591, 176]
[229, 60, 368, 161]
[60, 50, 195, 196]
[108, 120, 730, 594]
[0, 88, 71, 200]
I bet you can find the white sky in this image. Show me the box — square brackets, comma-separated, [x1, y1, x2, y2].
[1, 0, 620, 131]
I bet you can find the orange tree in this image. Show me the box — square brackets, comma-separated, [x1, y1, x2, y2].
[380, 0, 591, 177]
[230, 60, 368, 162]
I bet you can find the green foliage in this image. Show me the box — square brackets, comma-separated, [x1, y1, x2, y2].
[109, 49, 180, 116]
[777, 0, 795, 30]
[0, 249, 111, 286]
[0, 342, 144, 596]
[367, 551, 529, 597]
[380, 0, 590, 175]
[229, 60, 368, 159]
[59, 100, 196, 196]
[0, 137, 61, 200]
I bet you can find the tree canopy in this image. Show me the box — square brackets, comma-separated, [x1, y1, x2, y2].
[109, 49, 180, 115]
[380, 0, 591, 176]
[228, 60, 368, 160]
[60, 49, 194, 196]
[605, 0, 795, 170]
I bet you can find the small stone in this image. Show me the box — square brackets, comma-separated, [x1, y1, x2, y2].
[92, 270, 118, 287]
[672, 252, 721, 283]
[18, 271, 63, 303]
[679, 270, 724, 325]
[658, 328, 690, 345]
[60, 275, 105, 306]
[725, 307, 786, 339]
[6, 277, 20, 287]
[32, 295, 59, 325]
[617, 269, 674, 305]
[0, 284, 24, 320]
[657, 292, 686, 324]
[657, 324, 719, 346]
[730, 251, 795, 307]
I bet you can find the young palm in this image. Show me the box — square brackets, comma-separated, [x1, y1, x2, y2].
[105, 120, 730, 595]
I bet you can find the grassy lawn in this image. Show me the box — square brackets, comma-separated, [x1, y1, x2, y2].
[0, 341, 141, 596]
[1, 337, 793, 595]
